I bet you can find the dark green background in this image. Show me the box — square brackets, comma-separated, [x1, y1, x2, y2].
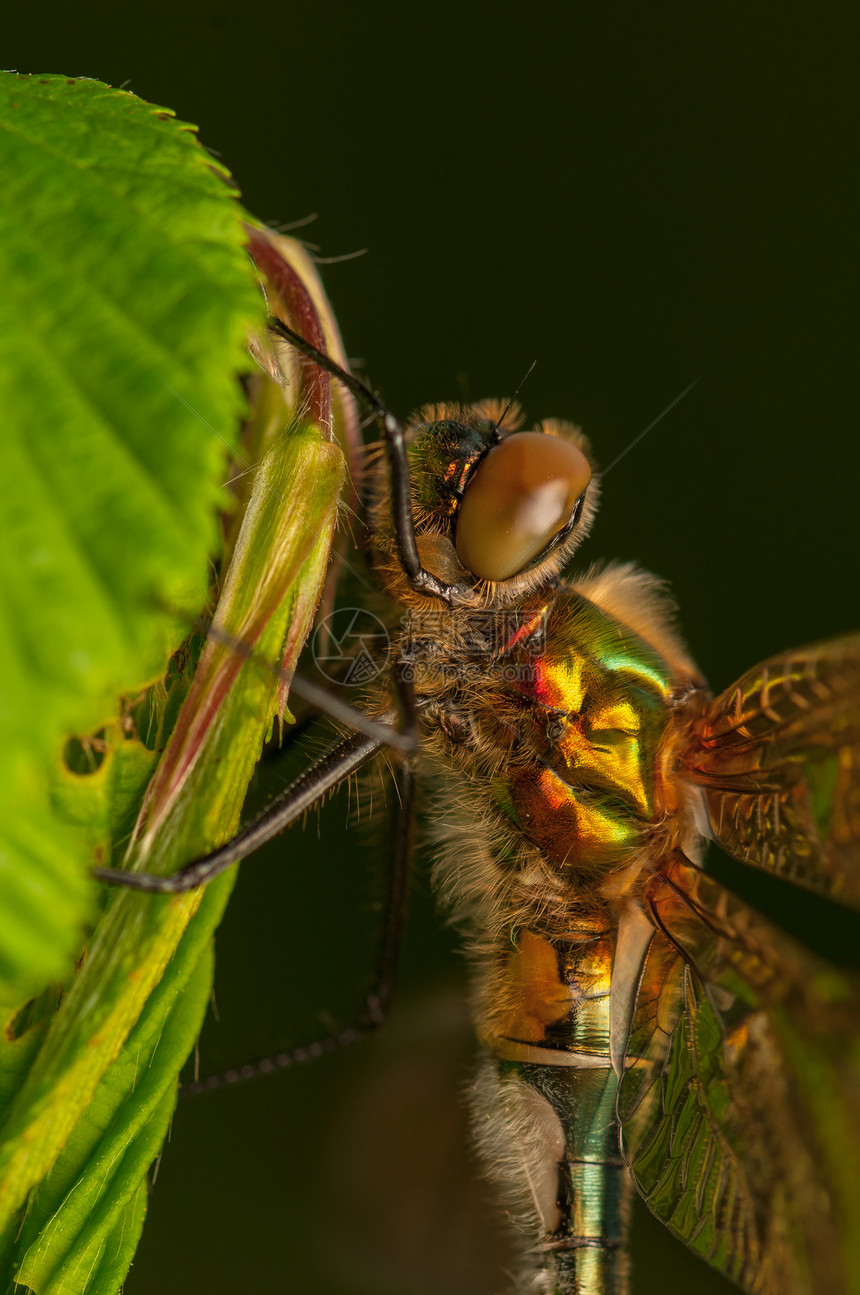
[8, 5, 858, 1294]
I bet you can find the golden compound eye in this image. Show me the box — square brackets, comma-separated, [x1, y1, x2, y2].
[454, 431, 591, 581]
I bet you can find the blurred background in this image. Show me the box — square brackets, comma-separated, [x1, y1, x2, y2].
[8, 5, 858, 1294]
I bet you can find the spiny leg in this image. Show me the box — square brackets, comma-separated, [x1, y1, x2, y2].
[93, 726, 389, 893]
[369, 662, 417, 1026]
[269, 317, 472, 606]
[191, 609, 413, 753]
[94, 613, 413, 891]
[181, 668, 418, 1093]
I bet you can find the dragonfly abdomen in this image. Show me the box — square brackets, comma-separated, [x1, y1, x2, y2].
[474, 923, 633, 1294]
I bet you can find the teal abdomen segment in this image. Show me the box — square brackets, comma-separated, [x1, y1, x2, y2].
[487, 924, 632, 1292]
[496, 1060, 631, 1295]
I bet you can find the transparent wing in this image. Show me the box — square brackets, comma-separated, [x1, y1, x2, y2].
[682, 633, 860, 903]
[618, 853, 860, 1295]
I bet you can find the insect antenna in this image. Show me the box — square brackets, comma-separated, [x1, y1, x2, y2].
[596, 376, 700, 480]
[496, 358, 537, 432]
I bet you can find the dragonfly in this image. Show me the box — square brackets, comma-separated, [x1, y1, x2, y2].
[100, 311, 860, 1295]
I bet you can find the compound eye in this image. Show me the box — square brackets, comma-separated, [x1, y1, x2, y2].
[455, 431, 591, 581]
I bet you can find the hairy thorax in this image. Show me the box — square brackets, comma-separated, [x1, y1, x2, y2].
[407, 564, 707, 903]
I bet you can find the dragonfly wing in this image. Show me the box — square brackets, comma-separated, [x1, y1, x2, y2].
[683, 633, 860, 904]
[618, 853, 860, 1295]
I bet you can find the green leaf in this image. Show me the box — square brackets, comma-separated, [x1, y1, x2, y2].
[0, 75, 352, 1291]
[0, 418, 345, 1294]
[0, 72, 264, 997]
[11, 929, 216, 1294]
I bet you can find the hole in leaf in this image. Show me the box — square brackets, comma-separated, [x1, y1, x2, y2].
[7, 987, 60, 1040]
[62, 730, 108, 774]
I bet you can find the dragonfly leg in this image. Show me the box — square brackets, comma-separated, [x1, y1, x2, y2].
[269, 317, 473, 606]
[181, 668, 417, 1094]
[190, 606, 414, 754]
[92, 726, 388, 893]
[369, 662, 416, 1024]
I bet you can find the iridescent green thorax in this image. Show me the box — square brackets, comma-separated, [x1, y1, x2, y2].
[485, 592, 679, 873]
